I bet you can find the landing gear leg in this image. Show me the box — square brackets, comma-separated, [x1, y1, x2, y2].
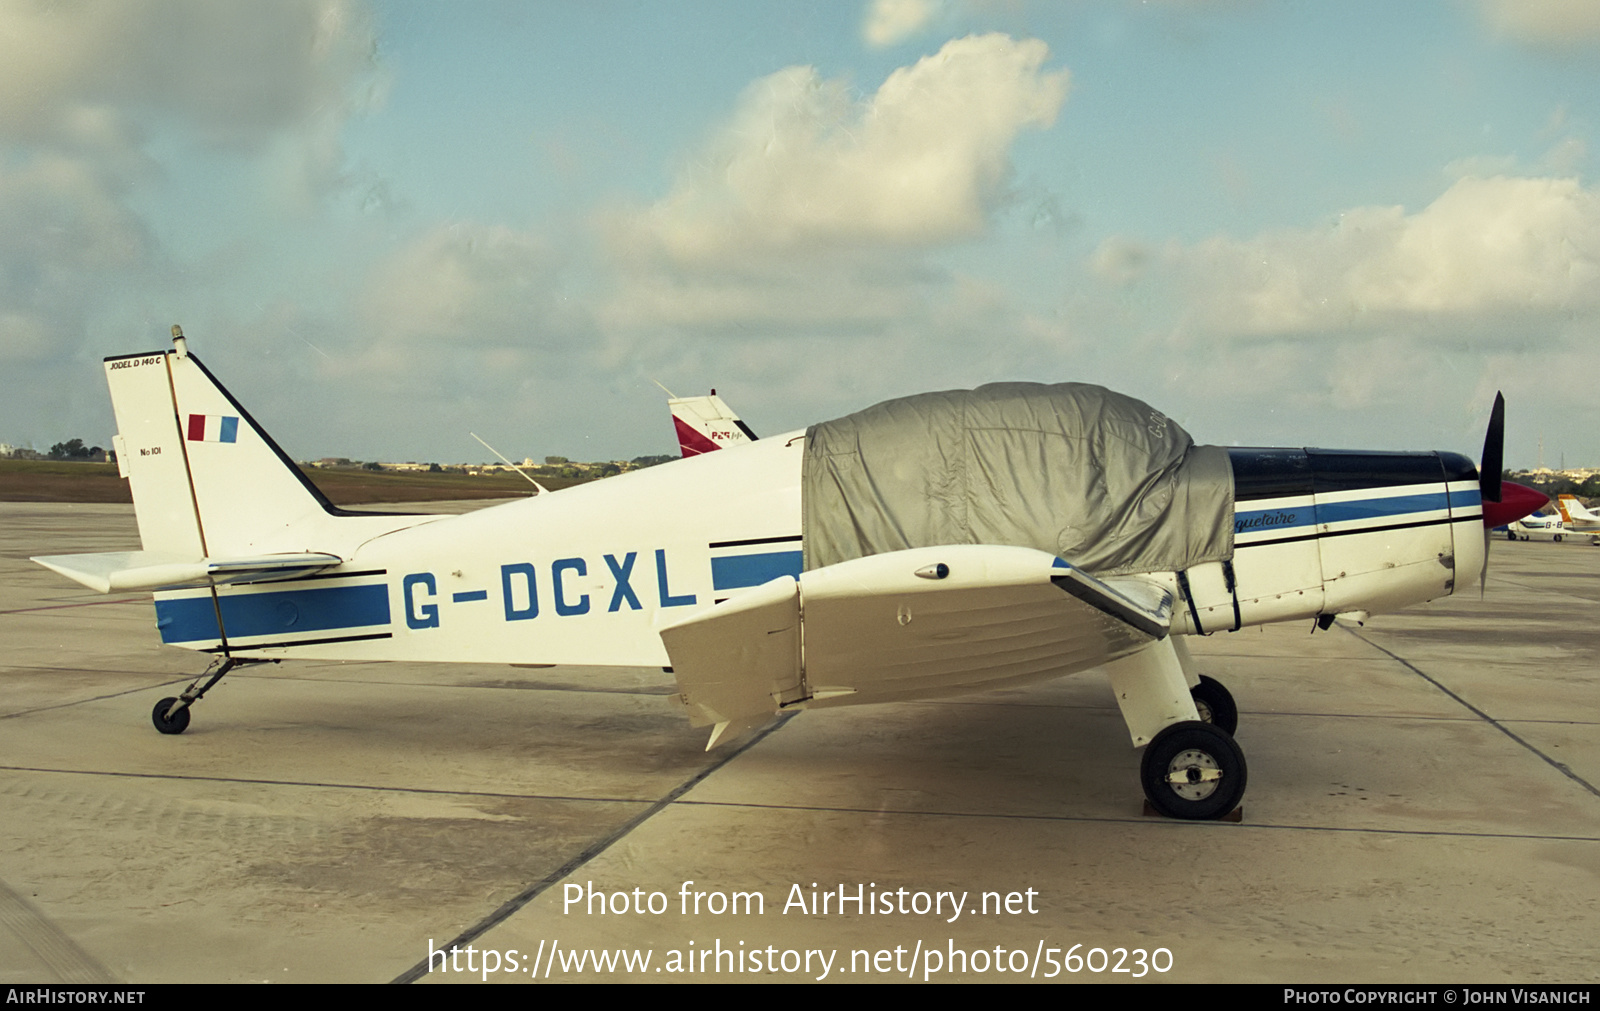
[1106, 640, 1252, 818]
[150, 657, 271, 734]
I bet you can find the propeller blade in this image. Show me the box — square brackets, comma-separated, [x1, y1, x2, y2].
[1476, 393, 1513, 595]
[1480, 392, 1504, 504]
[1480, 483, 1550, 594]
[1480, 526, 1491, 598]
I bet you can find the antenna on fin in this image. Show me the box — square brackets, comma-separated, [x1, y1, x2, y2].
[171, 324, 188, 359]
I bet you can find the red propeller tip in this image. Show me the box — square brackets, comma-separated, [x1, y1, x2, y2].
[1481, 481, 1549, 530]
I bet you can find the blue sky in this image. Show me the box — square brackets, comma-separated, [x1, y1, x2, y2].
[4, 0, 1599, 468]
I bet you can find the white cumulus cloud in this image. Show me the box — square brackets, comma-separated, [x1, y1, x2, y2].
[0, 155, 155, 363]
[0, 0, 381, 368]
[614, 34, 1069, 266]
[358, 223, 581, 354]
[1481, 0, 1600, 49]
[0, 0, 378, 149]
[1100, 175, 1600, 338]
[862, 0, 939, 48]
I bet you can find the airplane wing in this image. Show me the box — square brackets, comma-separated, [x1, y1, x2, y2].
[30, 551, 342, 593]
[659, 544, 1172, 747]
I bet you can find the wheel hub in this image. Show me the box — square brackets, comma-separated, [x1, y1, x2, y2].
[1164, 748, 1222, 800]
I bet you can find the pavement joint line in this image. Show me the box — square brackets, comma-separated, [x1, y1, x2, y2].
[1343, 625, 1600, 801]
[0, 679, 196, 719]
[0, 598, 146, 614]
[1242, 710, 1592, 724]
[222, 673, 680, 696]
[0, 665, 196, 676]
[0, 671, 678, 718]
[0, 764, 669, 806]
[389, 712, 797, 985]
[11, 761, 1595, 845]
[0, 678, 195, 719]
[669, 798, 1600, 842]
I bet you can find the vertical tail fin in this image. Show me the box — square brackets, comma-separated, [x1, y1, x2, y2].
[668, 390, 757, 457]
[105, 344, 425, 563]
[107, 348, 345, 558]
[1557, 494, 1597, 523]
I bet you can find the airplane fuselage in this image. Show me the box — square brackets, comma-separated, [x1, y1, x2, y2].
[150, 438, 1486, 689]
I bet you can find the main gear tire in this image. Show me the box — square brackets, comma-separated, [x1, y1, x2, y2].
[1140, 721, 1247, 820]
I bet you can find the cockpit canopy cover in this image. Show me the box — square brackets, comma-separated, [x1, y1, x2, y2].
[802, 382, 1235, 576]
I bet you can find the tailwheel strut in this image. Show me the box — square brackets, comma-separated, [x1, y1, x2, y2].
[151, 656, 274, 735]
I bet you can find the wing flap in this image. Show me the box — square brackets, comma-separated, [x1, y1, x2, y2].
[31, 551, 343, 593]
[658, 575, 801, 745]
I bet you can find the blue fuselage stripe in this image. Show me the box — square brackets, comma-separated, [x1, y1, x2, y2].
[155, 584, 390, 644]
[1314, 491, 1449, 525]
[711, 551, 804, 591]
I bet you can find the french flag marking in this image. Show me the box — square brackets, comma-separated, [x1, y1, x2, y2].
[187, 414, 239, 443]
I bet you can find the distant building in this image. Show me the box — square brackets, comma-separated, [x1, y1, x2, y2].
[1512, 467, 1600, 481]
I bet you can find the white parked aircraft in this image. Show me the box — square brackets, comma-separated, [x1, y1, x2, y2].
[667, 389, 755, 457]
[1553, 495, 1600, 545]
[1505, 513, 1565, 541]
[33, 332, 1546, 820]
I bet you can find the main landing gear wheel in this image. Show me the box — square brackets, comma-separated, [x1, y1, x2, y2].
[1189, 675, 1238, 735]
[1140, 721, 1247, 820]
[151, 697, 191, 735]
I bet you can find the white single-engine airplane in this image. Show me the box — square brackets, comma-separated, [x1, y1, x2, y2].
[1553, 495, 1600, 545]
[33, 331, 1546, 820]
[1506, 513, 1564, 541]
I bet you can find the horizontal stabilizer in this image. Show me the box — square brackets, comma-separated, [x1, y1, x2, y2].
[31, 551, 342, 593]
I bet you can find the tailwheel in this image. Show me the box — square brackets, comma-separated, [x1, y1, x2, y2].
[151, 697, 191, 735]
[1140, 721, 1247, 820]
[147, 657, 271, 735]
[1189, 674, 1238, 735]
